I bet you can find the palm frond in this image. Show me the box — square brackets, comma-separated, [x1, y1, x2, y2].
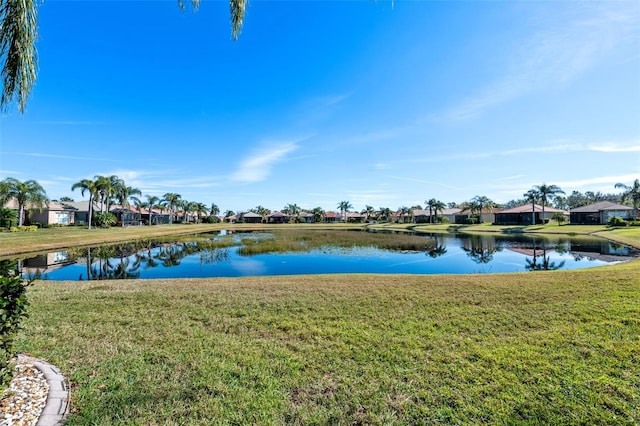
[230, 0, 247, 40]
[0, 0, 38, 113]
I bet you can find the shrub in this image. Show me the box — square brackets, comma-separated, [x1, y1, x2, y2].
[0, 208, 17, 229]
[94, 212, 117, 228]
[607, 216, 628, 227]
[0, 273, 31, 391]
[552, 212, 566, 224]
[437, 216, 450, 224]
[9, 225, 38, 232]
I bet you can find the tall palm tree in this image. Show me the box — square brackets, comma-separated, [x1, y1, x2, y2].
[426, 198, 446, 224]
[192, 202, 208, 223]
[116, 185, 141, 210]
[534, 184, 564, 224]
[163, 192, 182, 224]
[523, 189, 540, 225]
[470, 195, 494, 224]
[209, 202, 220, 220]
[0, 177, 47, 226]
[615, 179, 640, 220]
[71, 178, 99, 229]
[146, 195, 159, 225]
[114, 185, 141, 226]
[1, 0, 248, 113]
[338, 201, 353, 222]
[94, 175, 122, 213]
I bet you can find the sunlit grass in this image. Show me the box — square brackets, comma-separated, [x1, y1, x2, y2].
[17, 265, 640, 424]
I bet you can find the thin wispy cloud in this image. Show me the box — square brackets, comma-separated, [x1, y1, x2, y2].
[231, 138, 306, 183]
[555, 173, 639, 189]
[443, 3, 640, 121]
[497, 174, 526, 181]
[5, 152, 117, 162]
[587, 141, 640, 153]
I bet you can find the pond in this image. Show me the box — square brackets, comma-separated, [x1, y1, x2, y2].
[8, 230, 638, 280]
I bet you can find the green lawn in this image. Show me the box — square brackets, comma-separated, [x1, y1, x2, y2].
[17, 265, 640, 424]
[6, 224, 640, 424]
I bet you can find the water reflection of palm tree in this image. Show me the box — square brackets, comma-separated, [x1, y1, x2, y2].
[525, 240, 565, 271]
[461, 234, 500, 264]
[427, 234, 447, 258]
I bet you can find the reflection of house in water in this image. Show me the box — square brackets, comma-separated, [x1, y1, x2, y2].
[507, 241, 638, 263]
[569, 241, 637, 262]
[19, 251, 72, 275]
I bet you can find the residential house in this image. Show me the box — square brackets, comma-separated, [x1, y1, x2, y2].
[298, 211, 314, 223]
[6, 200, 77, 226]
[494, 204, 566, 225]
[267, 211, 289, 224]
[454, 207, 500, 224]
[569, 201, 633, 225]
[413, 208, 462, 223]
[324, 211, 342, 223]
[239, 212, 263, 223]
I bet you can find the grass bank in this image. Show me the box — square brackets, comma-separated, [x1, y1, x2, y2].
[6, 223, 640, 423]
[17, 264, 640, 424]
[0, 223, 363, 258]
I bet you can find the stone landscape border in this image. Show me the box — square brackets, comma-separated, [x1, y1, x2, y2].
[18, 355, 69, 426]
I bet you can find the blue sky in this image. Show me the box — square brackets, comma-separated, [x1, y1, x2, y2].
[1, 0, 639, 213]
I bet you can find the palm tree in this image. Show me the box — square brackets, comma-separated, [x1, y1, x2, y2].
[192, 202, 208, 223]
[284, 203, 300, 222]
[523, 189, 540, 225]
[146, 195, 159, 225]
[94, 175, 123, 213]
[116, 185, 141, 210]
[615, 179, 640, 220]
[71, 178, 99, 229]
[163, 192, 182, 224]
[338, 201, 353, 222]
[0, 177, 48, 226]
[1, 0, 248, 113]
[362, 205, 376, 222]
[398, 206, 410, 224]
[378, 207, 392, 222]
[209, 202, 220, 220]
[534, 184, 564, 225]
[426, 199, 446, 224]
[470, 195, 494, 224]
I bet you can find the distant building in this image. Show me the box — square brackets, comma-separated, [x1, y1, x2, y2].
[569, 201, 633, 225]
[494, 204, 566, 225]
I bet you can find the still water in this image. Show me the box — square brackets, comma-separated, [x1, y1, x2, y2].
[13, 231, 638, 280]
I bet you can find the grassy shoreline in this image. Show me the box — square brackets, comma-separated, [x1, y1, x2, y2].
[1, 222, 638, 258]
[5, 224, 640, 423]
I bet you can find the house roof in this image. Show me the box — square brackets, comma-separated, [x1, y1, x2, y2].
[498, 204, 566, 214]
[268, 211, 288, 218]
[325, 211, 341, 218]
[570, 201, 632, 213]
[414, 208, 463, 216]
[3, 199, 75, 211]
[458, 207, 501, 215]
[242, 212, 262, 218]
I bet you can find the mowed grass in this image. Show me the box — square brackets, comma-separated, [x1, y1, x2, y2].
[17, 262, 640, 425]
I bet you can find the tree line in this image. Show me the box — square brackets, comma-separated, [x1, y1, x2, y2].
[1, 176, 639, 228]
